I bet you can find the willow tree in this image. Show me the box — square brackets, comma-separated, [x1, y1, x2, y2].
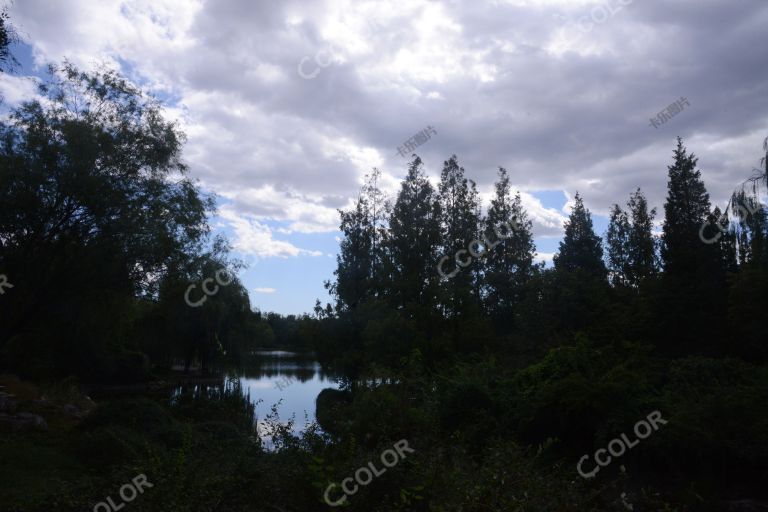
[728, 138, 768, 268]
[0, 8, 16, 73]
[0, 64, 214, 379]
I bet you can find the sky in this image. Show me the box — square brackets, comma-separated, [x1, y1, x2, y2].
[2, 0, 767, 315]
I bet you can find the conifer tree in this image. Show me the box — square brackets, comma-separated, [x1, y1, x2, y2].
[607, 189, 659, 287]
[388, 156, 442, 313]
[554, 193, 606, 279]
[363, 168, 388, 298]
[328, 170, 386, 312]
[661, 137, 717, 277]
[606, 203, 631, 286]
[627, 189, 659, 284]
[658, 138, 726, 354]
[482, 167, 536, 327]
[543, 193, 608, 335]
[438, 155, 482, 317]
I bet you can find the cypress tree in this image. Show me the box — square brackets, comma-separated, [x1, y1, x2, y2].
[661, 137, 717, 277]
[388, 156, 442, 313]
[627, 189, 659, 285]
[607, 188, 659, 288]
[328, 170, 385, 312]
[606, 203, 631, 287]
[545, 193, 608, 336]
[554, 193, 606, 279]
[482, 167, 536, 328]
[437, 155, 482, 318]
[658, 138, 726, 354]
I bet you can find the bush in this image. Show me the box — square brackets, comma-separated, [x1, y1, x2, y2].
[315, 388, 352, 437]
[79, 398, 175, 438]
[67, 425, 148, 468]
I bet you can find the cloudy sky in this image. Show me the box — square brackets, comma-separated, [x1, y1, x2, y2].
[3, 0, 767, 314]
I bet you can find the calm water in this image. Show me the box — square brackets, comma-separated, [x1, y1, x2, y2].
[236, 350, 339, 439]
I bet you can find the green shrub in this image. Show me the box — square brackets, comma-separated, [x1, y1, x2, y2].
[79, 398, 175, 438]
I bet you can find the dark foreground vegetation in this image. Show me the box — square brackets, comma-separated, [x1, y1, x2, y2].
[1, 13, 767, 512]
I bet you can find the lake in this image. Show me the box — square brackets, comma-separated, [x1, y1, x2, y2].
[230, 350, 340, 440]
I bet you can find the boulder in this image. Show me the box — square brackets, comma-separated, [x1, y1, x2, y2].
[0, 392, 16, 414]
[0, 412, 48, 432]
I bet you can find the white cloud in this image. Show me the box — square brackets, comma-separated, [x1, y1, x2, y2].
[0, 74, 38, 106]
[219, 206, 323, 258]
[254, 287, 277, 293]
[221, 185, 342, 234]
[535, 251, 556, 266]
[520, 191, 569, 237]
[478, 186, 568, 238]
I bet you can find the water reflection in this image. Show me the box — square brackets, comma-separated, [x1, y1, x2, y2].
[240, 351, 334, 382]
[171, 351, 339, 444]
[244, 351, 338, 433]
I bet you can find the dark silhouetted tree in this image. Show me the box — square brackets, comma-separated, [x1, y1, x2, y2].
[437, 155, 482, 318]
[607, 189, 658, 288]
[328, 180, 377, 312]
[657, 138, 726, 355]
[606, 203, 631, 287]
[0, 64, 216, 380]
[661, 138, 718, 277]
[554, 193, 605, 279]
[387, 156, 441, 314]
[0, 8, 17, 73]
[482, 167, 536, 329]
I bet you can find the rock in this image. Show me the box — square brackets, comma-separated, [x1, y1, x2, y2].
[16, 412, 48, 431]
[0, 392, 16, 414]
[0, 412, 48, 432]
[31, 398, 56, 409]
[62, 404, 84, 418]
